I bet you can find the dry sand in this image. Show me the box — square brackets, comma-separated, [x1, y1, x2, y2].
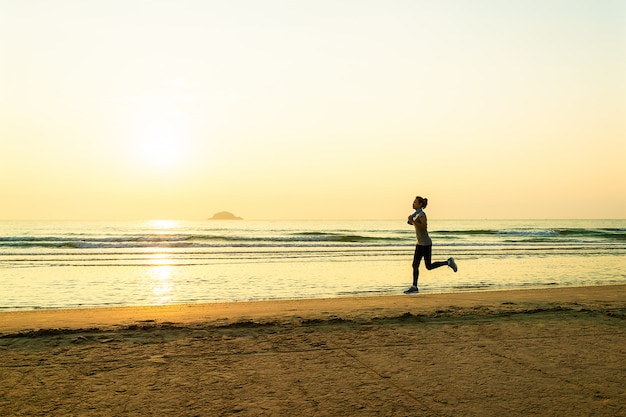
[1, 285, 625, 416]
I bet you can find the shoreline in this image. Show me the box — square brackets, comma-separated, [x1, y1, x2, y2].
[2, 284, 625, 335]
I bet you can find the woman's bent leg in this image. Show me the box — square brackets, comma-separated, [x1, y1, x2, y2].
[422, 245, 448, 270]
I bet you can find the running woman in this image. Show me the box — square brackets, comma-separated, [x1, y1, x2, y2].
[405, 196, 457, 294]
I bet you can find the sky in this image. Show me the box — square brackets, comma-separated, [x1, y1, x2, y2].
[1, 0, 625, 220]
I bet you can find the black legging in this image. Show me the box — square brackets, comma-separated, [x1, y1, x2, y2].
[412, 245, 448, 286]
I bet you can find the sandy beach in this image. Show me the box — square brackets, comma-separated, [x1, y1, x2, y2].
[2, 285, 625, 416]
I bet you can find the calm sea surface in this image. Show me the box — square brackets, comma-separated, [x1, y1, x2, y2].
[1, 219, 624, 310]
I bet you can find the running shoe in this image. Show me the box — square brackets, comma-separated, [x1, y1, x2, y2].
[448, 257, 458, 272]
[404, 286, 419, 294]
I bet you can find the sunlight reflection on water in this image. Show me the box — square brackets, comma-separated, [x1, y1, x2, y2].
[146, 254, 174, 305]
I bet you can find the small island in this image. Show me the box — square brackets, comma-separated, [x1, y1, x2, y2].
[208, 211, 243, 220]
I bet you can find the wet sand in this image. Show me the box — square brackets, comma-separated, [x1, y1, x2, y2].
[1, 285, 625, 416]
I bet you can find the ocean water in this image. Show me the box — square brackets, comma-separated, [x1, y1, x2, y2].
[1, 219, 624, 311]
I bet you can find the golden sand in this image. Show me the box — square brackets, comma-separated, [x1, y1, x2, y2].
[1, 285, 625, 416]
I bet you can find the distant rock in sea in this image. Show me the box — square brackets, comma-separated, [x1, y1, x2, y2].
[209, 211, 243, 220]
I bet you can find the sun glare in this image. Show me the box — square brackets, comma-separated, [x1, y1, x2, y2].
[148, 219, 179, 230]
[135, 130, 185, 169]
[131, 110, 187, 171]
[141, 137, 182, 167]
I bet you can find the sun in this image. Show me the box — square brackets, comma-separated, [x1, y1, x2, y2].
[133, 118, 186, 170]
[139, 136, 182, 168]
